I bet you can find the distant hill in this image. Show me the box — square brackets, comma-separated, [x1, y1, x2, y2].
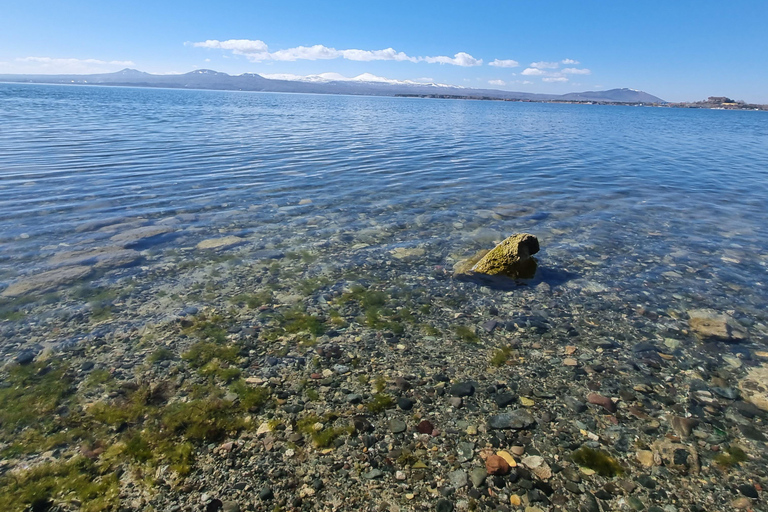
[0, 68, 666, 104]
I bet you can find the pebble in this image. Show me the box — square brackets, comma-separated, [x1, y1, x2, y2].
[488, 410, 535, 430]
[587, 392, 616, 413]
[436, 499, 454, 512]
[363, 469, 384, 479]
[397, 397, 414, 410]
[494, 392, 516, 408]
[470, 468, 487, 488]
[389, 418, 407, 434]
[457, 441, 474, 463]
[448, 469, 468, 488]
[449, 382, 475, 397]
[486, 454, 510, 475]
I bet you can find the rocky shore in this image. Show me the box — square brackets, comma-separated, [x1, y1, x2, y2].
[1, 216, 767, 512]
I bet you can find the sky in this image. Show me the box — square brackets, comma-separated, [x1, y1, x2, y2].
[1, 0, 767, 103]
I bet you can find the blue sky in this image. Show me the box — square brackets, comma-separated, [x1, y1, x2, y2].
[1, 0, 767, 102]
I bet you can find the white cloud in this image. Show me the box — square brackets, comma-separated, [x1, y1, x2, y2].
[488, 79, 506, 86]
[543, 77, 569, 83]
[561, 58, 579, 65]
[421, 52, 482, 66]
[1, 57, 135, 74]
[522, 80, 533, 85]
[521, 68, 545, 76]
[562, 67, 591, 75]
[530, 61, 560, 69]
[259, 71, 456, 87]
[489, 59, 519, 68]
[190, 39, 480, 66]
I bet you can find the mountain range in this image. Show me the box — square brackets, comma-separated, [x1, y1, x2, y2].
[0, 68, 666, 104]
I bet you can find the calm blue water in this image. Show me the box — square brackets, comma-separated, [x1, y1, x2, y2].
[1, 83, 768, 327]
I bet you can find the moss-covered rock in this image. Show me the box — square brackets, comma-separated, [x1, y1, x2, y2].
[470, 233, 539, 277]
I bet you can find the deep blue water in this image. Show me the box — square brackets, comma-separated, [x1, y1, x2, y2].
[1, 83, 767, 323]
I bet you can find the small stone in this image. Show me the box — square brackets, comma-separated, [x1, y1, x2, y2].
[389, 418, 407, 434]
[636, 450, 654, 467]
[417, 420, 434, 434]
[450, 382, 475, 397]
[397, 397, 415, 410]
[486, 454, 510, 475]
[449, 397, 463, 408]
[488, 410, 535, 430]
[511, 445, 525, 456]
[457, 442, 474, 463]
[563, 358, 578, 366]
[394, 377, 411, 391]
[466, 425, 477, 435]
[448, 470, 468, 488]
[669, 416, 698, 438]
[627, 496, 645, 511]
[470, 467, 487, 487]
[520, 397, 535, 407]
[494, 392, 516, 408]
[436, 499, 454, 512]
[363, 469, 384, 479]
[732, 497, 751, 509]
[395, 470, 406, 480]
[258, 487, 273, 500]
[497, 451, 517, 467]
[738, 484, 759, 499]
[587, 393, 616, 413]
[221, 502, 240, 512]
[510, 494, 521, 506]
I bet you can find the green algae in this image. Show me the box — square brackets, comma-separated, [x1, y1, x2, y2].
[366, 393, 394, 413]
[572, 447, 624, 477]
[455, 325, 479, 344]
[714, 445, 748, 467]
[0, 456, 120, 512]
[490, 346, 514, 367]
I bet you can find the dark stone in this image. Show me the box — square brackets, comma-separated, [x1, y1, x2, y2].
[637, 475, 656, 489]
[80, 361, 95, 371]
[733, 401, 763, 419]
[14, 350, 35, 365]
[283, 404, 304, 414]
[435, 499, 454, 512]
[738, 484, 759, 499]
[481, 319, 498, 333]
[397, 397, 415, 410]
[394, 377, 411, 391]
[739, 424, 767, 442]
[449, 382, 475, 397]
[565, 481, 582, 494]
[433, 373, 450, 383]
[353, 416, 374, 433]
[593, 489, 612, 500]
[494, 392, 516, 408]
[488, 410, 535, 430]
[205, 499, 223, 512]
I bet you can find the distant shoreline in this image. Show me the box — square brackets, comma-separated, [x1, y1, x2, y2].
[2, 78, 765, 111]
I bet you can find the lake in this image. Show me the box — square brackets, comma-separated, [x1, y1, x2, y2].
[1, 83, 767, 511]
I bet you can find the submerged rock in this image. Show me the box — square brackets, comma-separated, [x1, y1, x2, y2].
[688, 309, 746, 342]
[739, 365, 768, 412]
[2, 265, 92, 297]
[196, 236, 244, 250]
[50, 246, 141, 269]
[456, 233, 539, 278]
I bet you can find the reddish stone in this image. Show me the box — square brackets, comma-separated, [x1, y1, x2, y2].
[587, 392, 617, 413]
[486, 455, 510, 475]
[417, 420, 434, 434]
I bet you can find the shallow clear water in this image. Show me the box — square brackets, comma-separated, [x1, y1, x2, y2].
[1, 83, 767, 332]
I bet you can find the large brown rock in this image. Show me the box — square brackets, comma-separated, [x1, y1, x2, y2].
[469, 233, 539, 278]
